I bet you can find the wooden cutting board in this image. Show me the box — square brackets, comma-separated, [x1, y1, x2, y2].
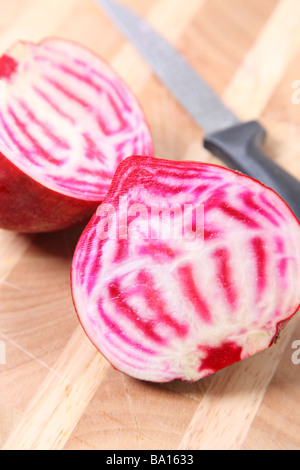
[1, 0, 300, 451]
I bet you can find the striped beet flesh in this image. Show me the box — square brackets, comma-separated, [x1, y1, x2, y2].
[0, 38, 153, 232]
[71, 156, 300, 383]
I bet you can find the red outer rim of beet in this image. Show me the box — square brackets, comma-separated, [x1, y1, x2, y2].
[0, 150, 103, 212]
[70, 155, 300, 377]
[0, 37, 154, 201]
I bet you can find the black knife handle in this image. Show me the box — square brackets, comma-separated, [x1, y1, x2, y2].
[204, 120, 300, 221]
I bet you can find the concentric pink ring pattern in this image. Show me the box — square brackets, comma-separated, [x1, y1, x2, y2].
[72, 157, 300, 383]
[0, 38, 153, 201]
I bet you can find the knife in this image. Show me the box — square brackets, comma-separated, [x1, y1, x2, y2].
[97, 0, 300, 220]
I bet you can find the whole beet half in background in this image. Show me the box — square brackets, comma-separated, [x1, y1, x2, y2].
[0, 38, 153, 232]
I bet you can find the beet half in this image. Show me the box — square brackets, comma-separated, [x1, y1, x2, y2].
[0, 38, 153, 232]
[71, 156, 300, 383]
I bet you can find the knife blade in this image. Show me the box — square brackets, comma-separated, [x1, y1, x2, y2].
[97, 0, 300, 220]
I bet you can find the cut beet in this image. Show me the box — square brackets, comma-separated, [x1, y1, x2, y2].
[0, 38, 153, 232]
[71, 156, 300, 383]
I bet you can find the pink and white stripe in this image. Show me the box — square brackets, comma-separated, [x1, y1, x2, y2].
[0, 38, 153, 201]
[72, 156, 300, 382]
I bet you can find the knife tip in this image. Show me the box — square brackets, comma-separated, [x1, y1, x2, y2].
[96, 0, 114, 8]
[96, 0, 122, 16]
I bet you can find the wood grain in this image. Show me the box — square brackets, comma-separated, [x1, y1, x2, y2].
[2, 328, 110, 450]
[0, 0, 300, 450]
[224, 0, 300, 120]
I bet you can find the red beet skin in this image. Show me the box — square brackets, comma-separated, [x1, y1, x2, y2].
[0, 38, 153, 232]
[71, 156, 300, 383]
